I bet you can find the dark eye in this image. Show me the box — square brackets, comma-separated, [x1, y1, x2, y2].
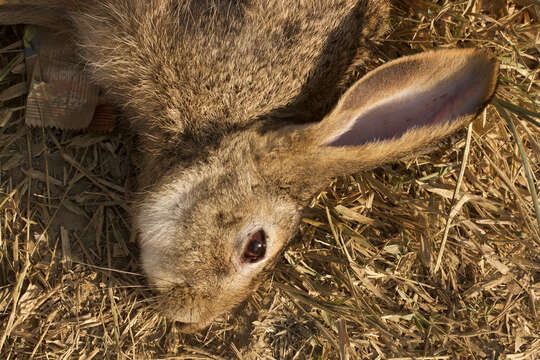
[242, 229, 266, 263]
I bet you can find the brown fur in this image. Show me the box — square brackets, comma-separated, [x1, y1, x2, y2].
[0, 1, 498, 332]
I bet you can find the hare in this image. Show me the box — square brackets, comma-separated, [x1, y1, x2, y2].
[0, 0, 499, 333]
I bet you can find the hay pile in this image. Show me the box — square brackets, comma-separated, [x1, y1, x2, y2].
[0, 1, 538, 358]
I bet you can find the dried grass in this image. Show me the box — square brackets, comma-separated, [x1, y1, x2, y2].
[0, 1, 539, 359]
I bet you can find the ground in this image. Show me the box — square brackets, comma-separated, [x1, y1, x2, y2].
[0, 1, 539, 359]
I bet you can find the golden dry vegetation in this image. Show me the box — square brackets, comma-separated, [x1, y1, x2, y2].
[0, 0, 539, 359]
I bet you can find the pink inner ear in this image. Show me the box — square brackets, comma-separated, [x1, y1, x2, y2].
[327, 77, 486, 147]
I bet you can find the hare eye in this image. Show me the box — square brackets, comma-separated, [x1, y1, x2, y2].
[243, 229, 266, 263]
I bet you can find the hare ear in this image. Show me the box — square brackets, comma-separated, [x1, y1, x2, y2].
[301, 48, 498, 173]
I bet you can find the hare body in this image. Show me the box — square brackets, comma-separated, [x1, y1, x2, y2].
[69, 0, 389, 186]
[0, 1, 498, 332]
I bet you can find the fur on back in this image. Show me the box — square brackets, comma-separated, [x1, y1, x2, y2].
[72, 0, 388, 139]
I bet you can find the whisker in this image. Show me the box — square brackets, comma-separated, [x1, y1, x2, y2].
[72, 260, 146, 277]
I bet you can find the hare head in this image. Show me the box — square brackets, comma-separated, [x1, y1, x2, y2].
[135, 49, 498, 332]
[0, 1, 498, 333]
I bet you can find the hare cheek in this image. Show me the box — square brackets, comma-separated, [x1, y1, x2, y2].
[136, 181, 195, 249]
[139, 225, 184, 288]
[138, 216, 176, 248]
[141, 248, 182, 289]
[136, 183, 195, 286]
[137, 211, 185, 278]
